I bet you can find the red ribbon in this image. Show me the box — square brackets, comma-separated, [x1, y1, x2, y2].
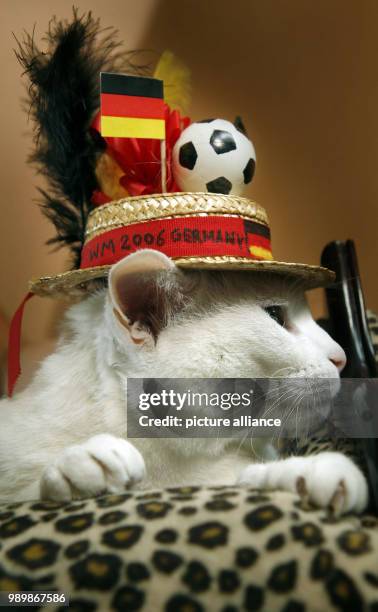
[7, 292, 34, 397]
[81, 216, 271, 269]
[91, 104, 190, 200]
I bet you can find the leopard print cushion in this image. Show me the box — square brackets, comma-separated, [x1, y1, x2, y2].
[1, 487, 378, 611]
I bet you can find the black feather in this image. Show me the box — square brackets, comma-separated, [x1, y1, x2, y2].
[14, 9, 145, 268]
[234, 115, 247, 136]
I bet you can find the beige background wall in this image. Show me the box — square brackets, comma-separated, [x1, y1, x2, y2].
[1, 0, 377, 376]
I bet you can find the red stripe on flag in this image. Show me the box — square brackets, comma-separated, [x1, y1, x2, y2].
[101, 93, 165, 119]
[250, 234, 271, 251]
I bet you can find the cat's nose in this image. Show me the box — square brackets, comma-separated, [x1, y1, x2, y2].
[329, 349, 347, 372]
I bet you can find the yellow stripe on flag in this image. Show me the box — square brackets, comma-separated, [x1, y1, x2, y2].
[101, 116, 166, 139]
[249, 245, 273, 260]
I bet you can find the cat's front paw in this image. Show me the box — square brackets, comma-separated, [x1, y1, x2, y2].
[237, 452, 368, 515]
[40, 434, 145, 501]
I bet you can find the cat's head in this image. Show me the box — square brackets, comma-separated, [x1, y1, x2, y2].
[104, 249, 345, 380]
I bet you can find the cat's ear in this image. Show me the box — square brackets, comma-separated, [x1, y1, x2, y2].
[108, 249, 178, 345]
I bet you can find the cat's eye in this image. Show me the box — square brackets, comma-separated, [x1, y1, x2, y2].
[264, 305, 286, 327]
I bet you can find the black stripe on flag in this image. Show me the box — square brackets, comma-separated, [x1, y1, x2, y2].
[244, 220, 271, 239]
[101, 72, 163, 99]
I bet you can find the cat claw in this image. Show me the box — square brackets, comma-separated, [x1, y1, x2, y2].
[296, 475, 347, 515]
[328, 479, 347, 516]
[295, 476, 312, 510]
[296, 475, 308, 498]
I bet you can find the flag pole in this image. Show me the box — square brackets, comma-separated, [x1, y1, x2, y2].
[160, 139, 167, 193]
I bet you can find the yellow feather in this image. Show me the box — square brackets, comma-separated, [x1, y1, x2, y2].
[154, 50, 191, 116]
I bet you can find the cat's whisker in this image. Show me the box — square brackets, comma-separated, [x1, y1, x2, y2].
[270, 366, 297, 377]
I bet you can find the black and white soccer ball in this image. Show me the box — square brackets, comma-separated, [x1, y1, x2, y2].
[172, 118, 256, 196]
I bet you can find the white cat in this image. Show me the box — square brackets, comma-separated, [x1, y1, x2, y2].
[0, 250, 368, 514]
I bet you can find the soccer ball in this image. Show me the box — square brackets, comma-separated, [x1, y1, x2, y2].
[172, 118, 256, 196]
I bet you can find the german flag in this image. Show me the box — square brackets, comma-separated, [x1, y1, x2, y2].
[100, 73, 165, 139]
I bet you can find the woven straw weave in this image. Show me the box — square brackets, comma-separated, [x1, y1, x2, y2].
[85, 192, 268, 239]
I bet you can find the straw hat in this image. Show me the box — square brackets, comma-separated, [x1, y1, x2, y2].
[29, 191, 334, 297]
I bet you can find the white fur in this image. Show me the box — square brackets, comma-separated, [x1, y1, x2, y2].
[0, 250, 367, 513]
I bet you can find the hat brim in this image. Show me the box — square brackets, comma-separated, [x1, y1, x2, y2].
[29, 256, 335, 297]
